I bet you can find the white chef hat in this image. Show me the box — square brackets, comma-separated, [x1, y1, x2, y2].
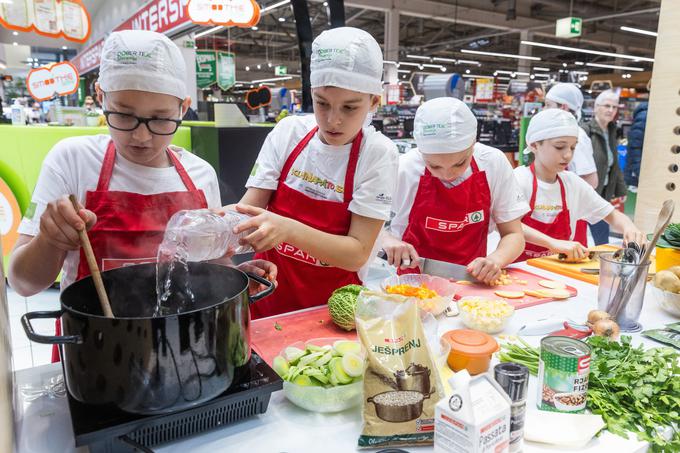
[545, 83, 584, 119]
[310, 27, 383, 95]
[595, 89, 620, 106]
[98, 30, 187, 100]
[526, 109, 579, 145]
[414, 97, 478, 154]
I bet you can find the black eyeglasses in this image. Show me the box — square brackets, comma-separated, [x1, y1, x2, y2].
[103, 110, 182, 135]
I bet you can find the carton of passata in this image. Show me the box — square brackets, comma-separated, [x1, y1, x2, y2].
[434, 370, 511, 453]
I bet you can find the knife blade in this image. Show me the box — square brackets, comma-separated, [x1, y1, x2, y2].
[420, 258, 476, 282]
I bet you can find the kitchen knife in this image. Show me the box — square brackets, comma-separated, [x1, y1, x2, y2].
[420, 258, 476, 282]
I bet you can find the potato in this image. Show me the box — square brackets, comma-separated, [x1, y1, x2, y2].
[654, 270, 680, 293]
[666, 265, 680, 279]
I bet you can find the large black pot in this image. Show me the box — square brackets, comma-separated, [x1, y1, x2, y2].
[21, 262, 273, 415]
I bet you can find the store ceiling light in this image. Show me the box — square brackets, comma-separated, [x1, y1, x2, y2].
[12, 42, 17, 46]
[261, 0, 291, 13]
[572, 70, 589, 75]
[457, 59, 481, 65]
[195, 25, 224, 39]
[514, 71, 530, 76]
[533, 73, 551, 77]
[533, 67, 550, 71]
[495, 70, 514, 75]
[422, 63, 445, 69]
[465, 69, 470, 74]
[496, 76, 511, 81]
[245, 66, 250, 71]
[432, 57, 456, 63]
[520, 40, 654, 63]
[620, 26, 658, 37]
[406, 54, 431, 60]
[574, 61, 585, 65]
[397, 69, 411, 73]
[252, 26, 259, 31]
[398, 61, 423, 67]
[586, 62, 644, 71]
[562, 62, 568, 67]
[383, 60, 398, 66]
[12, 31, 18, 36]
[461, 49, 540, 61]
[462, 74, 496, 79]
[278, 17, 286, 22]
[252, 76, 293, 83]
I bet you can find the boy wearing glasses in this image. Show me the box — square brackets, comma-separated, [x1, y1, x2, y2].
[9, 31, 274, 357]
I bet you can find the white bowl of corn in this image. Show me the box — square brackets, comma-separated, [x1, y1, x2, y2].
[457, 297, 515, 334]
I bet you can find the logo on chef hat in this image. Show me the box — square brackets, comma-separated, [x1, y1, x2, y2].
[188, 0, 261, 27]
[26, 62, 79, 102]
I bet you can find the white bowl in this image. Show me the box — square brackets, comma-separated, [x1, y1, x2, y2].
[381, 273, 457, 316]
[650, 284, 680, 317]
[281, 338, 364, 413]
[553, 392, 587, 412]
[457, 297, 514, 334]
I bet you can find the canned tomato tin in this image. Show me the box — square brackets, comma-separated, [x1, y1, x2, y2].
[537, 336, 591, 413]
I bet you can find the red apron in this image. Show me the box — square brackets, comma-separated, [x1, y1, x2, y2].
[399, 157, 491, 274]
[517, 164, 572, 262]
[574, 220, 588, 248]
[52, 140, 208, 362]
[251, 126, 362, 319]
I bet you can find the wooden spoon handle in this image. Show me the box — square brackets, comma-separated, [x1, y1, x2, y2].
[68, 195, 114, 318]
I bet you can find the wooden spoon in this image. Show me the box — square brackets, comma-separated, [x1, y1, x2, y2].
[68, 195, 114, 318]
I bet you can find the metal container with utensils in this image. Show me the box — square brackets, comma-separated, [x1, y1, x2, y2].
[598, 252, 650, 332]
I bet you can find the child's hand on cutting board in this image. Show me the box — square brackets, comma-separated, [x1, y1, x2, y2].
[550, 239, 589, 262]
[467, 257, 501, 285]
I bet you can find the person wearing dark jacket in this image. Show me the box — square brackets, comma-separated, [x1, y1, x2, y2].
[624, 102, 648, 187]
[582, 90, 627, 245]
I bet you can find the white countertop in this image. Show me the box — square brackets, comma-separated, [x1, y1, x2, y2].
[13, 261, 675, 453]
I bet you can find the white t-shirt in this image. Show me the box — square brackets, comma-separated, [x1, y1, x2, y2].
[389, 143, 530, 239]
[514, 165, 614, 240]
[567, 127, 597, 176]
[18, 134, 221, 290]
[246, 115, 398, 220]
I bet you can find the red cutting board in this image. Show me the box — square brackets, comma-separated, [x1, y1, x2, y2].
[250, 306, 358, 365]
[452, 268, 577, 309]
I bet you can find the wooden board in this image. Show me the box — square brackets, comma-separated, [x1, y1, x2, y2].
[527, 245, 657, 285]
[634, 0, 680, 233]
[250, 306, 357, 365]
[452, 268, 577, 309]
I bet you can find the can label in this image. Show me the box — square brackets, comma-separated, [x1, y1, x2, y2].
[537, 337, 590, 413]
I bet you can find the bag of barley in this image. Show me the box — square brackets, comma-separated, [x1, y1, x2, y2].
[356, 290, 444, 449]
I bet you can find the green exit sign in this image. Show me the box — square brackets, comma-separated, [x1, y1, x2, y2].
[556, 17, 582, 38]
[275, 65, 287, 76]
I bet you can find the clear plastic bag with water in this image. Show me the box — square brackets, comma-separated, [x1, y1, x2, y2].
[161, 209, 254, 262]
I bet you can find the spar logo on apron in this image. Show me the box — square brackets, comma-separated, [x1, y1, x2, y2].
[276, 242, 330, 267]
[425, 210, 485, 233]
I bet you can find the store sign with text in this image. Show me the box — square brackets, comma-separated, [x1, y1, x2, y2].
[187, 0, 260, 27]
[0, 0, 91, 43]
[217, 51, 236, 90]
[27, 61, 79, 101]
[474, 78, 495, 102]
[117, 0, 191, 34]
[196, 50, 217, 88]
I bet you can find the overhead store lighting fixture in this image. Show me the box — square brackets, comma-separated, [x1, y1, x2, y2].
[533, 73, 551, 77]
[572, 70, 589, 75]
[462, 74, 496, 79]
[398, 62, 423, 67]
[261, 0, 291, 13]
[195, 25, 224, 39]
[533, 67, 550, 71]
[620, 26, 658, 37]
[383, 60, 398, 65]
[397, 69, 411, 73]
[278, 17, 285, 22]
[496, 76, 511, 81]
[422, 63, 445, 69]
[251, 76, 293, 83]
[457, 59, 481, 65]
[520, 41, 654, 63]
[432, 57, 456, 63]
[586, 62, 644, 71]
[514, 71, 530, 76]
[461, 49, 540, 61]
[574, 61, 585, 65]
[406, 54, 431, 60]
[495, 70, 514, 75]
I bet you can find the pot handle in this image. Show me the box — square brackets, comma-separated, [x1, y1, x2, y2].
[247, 273, 275, 302]
[21, 310, 82, 345]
